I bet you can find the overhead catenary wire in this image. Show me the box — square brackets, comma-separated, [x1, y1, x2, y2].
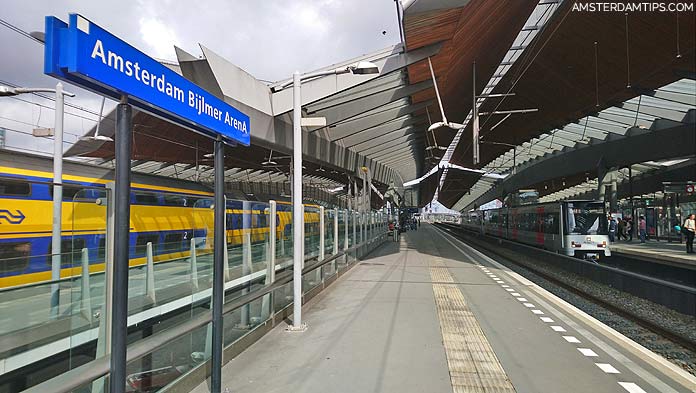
[0, 17, 43, 44]
[442, 0, 571, 178]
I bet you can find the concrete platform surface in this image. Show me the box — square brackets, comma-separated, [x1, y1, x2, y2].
[610, 239, 696, 267]
[192, 224, 695, 393]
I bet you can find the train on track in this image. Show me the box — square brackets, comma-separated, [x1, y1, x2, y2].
[461, 200, 611, 259]
[0, 151, 321, 288]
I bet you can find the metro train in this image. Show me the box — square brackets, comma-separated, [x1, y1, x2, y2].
[461, 200, 611, 259]
[0, 152, 320, 288]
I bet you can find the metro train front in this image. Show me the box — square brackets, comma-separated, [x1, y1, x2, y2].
[462, 200, 611, 259]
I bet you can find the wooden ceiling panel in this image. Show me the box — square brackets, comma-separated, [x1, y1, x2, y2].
[440, 3, 694, 206]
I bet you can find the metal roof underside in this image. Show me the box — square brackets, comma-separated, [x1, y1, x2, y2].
[453, 79, 696, 210]
[64, 41, 451, 205]
[419, 0, 696, 208]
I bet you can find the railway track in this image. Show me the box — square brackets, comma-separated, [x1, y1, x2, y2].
[434, 222, 696, 355]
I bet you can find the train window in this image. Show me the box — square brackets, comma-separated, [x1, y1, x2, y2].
[163, 194, 187, 207]
[542, 213, 559, 234]
[47, 238, 86, 266]
[257, 213, 267, 228]
[163, 233, 184, 251]
[134, 192, 160, 205]
[0, 242, 30, 274]
[193, 198, 212, 208]
[98, 238, 106, 260]
[135, 234, 160, 255]
[49, 185, 77, 200]
[0, 179, 31, 197]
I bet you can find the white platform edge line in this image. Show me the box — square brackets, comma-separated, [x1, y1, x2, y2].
[433, 226, 696, 390]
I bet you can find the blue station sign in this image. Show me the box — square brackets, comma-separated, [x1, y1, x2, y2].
[44, 14, 250, 145]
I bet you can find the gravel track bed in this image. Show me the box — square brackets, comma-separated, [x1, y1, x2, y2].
[444, 226, 696, 376]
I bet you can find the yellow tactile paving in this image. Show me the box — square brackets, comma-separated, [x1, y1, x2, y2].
[429, 258, 516, 393]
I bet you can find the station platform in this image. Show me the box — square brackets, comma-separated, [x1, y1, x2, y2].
[610, 240, 696, 268]
[192, 224, 695, 393]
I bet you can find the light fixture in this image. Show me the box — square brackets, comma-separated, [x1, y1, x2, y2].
[427, 120, 465, 132]
[347, 61, 380, 75]
[79, 97, 113, 142]
[261, 150, 278, 166]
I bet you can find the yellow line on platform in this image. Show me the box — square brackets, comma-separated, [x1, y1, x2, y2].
[429, 257, 516, 393]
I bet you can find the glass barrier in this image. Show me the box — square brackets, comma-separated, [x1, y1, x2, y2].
[304, 206, 320, 260]
[0, 181, 387, 392]
[324, 208, 335, 256]
[338, 209, 347, 252]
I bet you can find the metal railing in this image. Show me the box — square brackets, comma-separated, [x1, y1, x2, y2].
[22, 231, 388, 393]
[2, 193, 389, 393]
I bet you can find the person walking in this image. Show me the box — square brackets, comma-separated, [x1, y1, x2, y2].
[638, 216, 647, 243]
[608, 215, 617, 242]
[626, 219, 633, 241]
[617, 218, 625, 241]
[684, 213, 695, 254]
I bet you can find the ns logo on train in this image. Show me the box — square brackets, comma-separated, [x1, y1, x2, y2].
[0, 209, 26, 225]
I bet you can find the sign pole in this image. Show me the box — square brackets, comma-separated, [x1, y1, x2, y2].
[109, 97, 132, 393]
[212, 136, 225, 392]
[50, 82, 65, 319]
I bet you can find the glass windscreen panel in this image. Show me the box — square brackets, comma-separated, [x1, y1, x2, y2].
[564, 201, 607, 235]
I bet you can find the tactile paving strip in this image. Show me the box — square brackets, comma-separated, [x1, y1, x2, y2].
[429, 258, 516, 393]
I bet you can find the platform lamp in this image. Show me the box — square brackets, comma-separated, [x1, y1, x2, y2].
[273, 60, 379, 331]
[0, 83, 75, 319]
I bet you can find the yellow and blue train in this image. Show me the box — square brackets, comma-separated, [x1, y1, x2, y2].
[0, 151, 320, 288]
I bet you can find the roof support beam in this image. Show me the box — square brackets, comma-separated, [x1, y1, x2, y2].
[347, 125, 419, 150]
[379, 145, 422, 163]
[327, 99, 434, 139]
[459, 122, 695, 211]
[311, 79, 434, 126]
[596, 112, 653, 128]
[647, 90, 696, 106]
[360, 134, 423, 155]
[366, 140, 422, 160]
[620, 102, 688, 122]
[341, 116, 425, 147]
[305, 72, 406, 113]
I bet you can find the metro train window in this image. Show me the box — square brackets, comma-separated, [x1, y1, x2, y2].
[0, 242, 30, 274]
[0, 179, 30, 196]
[543, 213, 560, 234]
[135, 234, 160, 255]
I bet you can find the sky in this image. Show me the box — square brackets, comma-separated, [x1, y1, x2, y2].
[0, 0, 400, 155]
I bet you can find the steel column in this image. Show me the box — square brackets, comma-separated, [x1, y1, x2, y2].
[211, 138, 225, 392]
[109, 101, 132, 393]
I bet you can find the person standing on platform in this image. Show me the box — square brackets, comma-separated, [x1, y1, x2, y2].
[617, 218, 625, 241]
[638, 216, 647, 243]
[608, 215, 617, 243]
[684, 213, 695, 254]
